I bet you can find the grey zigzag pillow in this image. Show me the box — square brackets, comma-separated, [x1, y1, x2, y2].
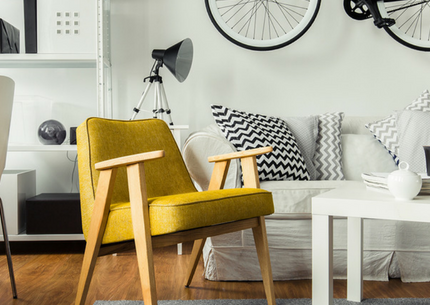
[365, 89, 430, 165]
[365, 115, 399, 164]
[314, 112, 345, 180]
[211, 105, 310, 181]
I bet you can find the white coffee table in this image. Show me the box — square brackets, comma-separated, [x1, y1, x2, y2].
[311, 182, 430, 305]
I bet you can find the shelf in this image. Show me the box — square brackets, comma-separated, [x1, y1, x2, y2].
[1, 233, 85, 242]
[169, 125, 189, 130]
[0, 54, 97, 68]
[8, 144, 77, 152]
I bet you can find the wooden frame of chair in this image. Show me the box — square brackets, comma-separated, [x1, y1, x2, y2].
[75, 146, 275, 305]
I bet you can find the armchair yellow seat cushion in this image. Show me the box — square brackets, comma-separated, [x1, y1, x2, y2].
[102, 188, 273, 243]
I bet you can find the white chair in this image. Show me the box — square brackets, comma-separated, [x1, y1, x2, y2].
[0, 75, 17, 299]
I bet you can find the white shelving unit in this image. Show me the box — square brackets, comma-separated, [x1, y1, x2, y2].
[0, 54, 96, 68]
[97, 0, 112, 118]
[8, 145, 77, 152]
[4, 233, 84, 242]
[0, 0, 112, 116]
[0, 1, 111, 242]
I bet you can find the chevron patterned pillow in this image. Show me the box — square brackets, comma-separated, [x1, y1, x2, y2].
[365, 90, 430, 165]
[211, 105, 310, 181]
[314, 112, 345, 180]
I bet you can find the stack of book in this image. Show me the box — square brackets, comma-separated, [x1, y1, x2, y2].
[361, 172, 430, 195]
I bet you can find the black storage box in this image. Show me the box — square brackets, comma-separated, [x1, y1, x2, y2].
[26, 193, 83, 234]
[0, 19, 20, 53]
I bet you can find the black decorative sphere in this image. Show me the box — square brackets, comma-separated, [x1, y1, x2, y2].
[38, 120, 66, 145]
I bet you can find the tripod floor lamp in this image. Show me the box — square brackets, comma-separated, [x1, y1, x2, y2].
[131, 38, 193, 124]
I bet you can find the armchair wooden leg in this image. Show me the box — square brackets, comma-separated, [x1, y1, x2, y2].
[184, 238, 206, 287]
[75, 169, 117, 305]
[127, 163, 158, 305]
[252, 216, 276, 305]
[0, 198, 17, 299]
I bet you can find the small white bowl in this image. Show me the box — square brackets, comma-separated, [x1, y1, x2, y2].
[387, 161, 422, 200]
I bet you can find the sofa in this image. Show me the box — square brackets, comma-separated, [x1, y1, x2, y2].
[182, 93, 430, 283]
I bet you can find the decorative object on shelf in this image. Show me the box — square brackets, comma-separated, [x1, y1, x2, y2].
[0, 19, 20, 53]
[23, 0, 37, 53]
[130, 38, 193, 124]
[38, 119, 66, 145]
[424, 146, 430, 176]
[387, 161, 422, 200]
[70, 127, 77, 145]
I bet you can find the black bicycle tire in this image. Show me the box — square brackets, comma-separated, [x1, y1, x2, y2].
[377, 0, 430, 51]
[204, 0, 321, 51]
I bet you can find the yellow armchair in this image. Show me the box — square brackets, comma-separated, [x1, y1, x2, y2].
[75, 117, 276, 305]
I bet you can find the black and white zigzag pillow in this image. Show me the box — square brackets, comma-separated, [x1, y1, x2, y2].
[211, 105, 310, 181]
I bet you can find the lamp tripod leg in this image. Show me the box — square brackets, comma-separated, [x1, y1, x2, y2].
[159, 83, 173, 125]
[131, 75, 174, 125]
[131, 81, 153, 120]
[153, 82, 162, 120]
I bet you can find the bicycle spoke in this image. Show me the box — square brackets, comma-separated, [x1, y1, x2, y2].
[205, 0, 320, 50]
[391, 1, 429, 40]
[377, 0, 430, 50]
[214, 0, 314, 40]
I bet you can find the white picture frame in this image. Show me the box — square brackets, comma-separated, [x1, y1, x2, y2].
[37, 0, 96, 54]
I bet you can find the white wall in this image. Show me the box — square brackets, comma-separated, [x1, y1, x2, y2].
[111, 0, 430, 134]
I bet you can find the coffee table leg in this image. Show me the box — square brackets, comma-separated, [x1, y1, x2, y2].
[347, 216, 363, 302]
[312, 214, 333, 305]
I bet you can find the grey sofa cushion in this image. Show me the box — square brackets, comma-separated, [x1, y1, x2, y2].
[281, 116, 319, 180]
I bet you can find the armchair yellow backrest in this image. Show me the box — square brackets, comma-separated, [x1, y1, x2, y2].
[77, 118, 196, 239]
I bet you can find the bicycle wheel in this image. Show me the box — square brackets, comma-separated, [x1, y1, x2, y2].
[205, 0, 321, 51]
[376, 0, 430, 51]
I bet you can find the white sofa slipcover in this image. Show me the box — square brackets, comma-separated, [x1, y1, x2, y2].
[182, 116, 430, 282]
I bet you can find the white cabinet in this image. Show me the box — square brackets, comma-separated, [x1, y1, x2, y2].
[0, 170, 35, 237]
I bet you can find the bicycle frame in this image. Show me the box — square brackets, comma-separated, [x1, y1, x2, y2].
[348, 0, 430, 28]
[346, 0, 395, 27]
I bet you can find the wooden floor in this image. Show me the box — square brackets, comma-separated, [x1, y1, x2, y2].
[1, 242, 430, 305]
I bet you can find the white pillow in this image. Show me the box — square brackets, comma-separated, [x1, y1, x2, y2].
[342, 134, 398, 180]
[396, 110, 430, 173]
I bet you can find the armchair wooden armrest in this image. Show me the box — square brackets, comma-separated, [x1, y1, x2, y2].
[95, 150, 165, 170]
[207, 146, 272, 190]
[79, 150, 166, 275]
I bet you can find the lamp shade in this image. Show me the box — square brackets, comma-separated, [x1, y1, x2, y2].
[152, 38, 193, 83]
